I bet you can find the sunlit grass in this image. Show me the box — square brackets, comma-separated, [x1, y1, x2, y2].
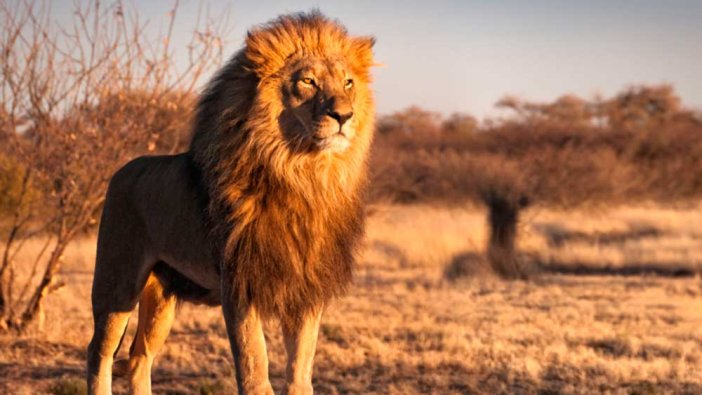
[2, 203, 702, 393]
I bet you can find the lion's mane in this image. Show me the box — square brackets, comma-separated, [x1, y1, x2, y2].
[188, 12, 375, 323]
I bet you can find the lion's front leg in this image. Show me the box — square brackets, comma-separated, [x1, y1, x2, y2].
[221, 291, 274, 395]
[282, 309, 323, 395]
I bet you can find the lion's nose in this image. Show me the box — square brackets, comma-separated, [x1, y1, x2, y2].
[327, 109, 354, 127]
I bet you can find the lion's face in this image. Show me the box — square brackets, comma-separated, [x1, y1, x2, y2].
[278, 57, 361, 153]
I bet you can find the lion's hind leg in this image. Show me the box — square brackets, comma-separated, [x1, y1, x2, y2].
[88, 241, 149, 395]
[88, 262, 153, 395]
[88, 176, 156, 395]
[120, 271, 177, 395]
[88, 308, 132, 395]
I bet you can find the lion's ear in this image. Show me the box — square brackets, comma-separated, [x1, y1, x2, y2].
[349, 36, 375, 79]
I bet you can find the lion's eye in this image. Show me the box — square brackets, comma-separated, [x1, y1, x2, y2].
[344, 78, 354, 89]
[300, 77, 315, 86]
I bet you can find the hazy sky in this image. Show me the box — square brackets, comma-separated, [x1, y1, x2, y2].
[56, 0, 702, 118]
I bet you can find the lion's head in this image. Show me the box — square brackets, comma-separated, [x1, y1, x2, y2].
[244, 12, 375, 156]
[191, 11, 376, 189]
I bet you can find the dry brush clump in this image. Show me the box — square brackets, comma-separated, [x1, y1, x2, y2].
[0, 0, 226, 331]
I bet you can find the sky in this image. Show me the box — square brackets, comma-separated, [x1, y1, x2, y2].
[54, 0, 702, 119]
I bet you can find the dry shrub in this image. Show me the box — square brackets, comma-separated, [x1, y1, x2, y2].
[0, 0, 226, 331]
[49, 379, 87, 395]
[443, 252, 491, 281]
[0, 154, 40, 221]
[371, 125, 702, 207]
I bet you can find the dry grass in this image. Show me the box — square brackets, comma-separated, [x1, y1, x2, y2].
[521, 204, 702, 275]
[2, 203, 702, 394]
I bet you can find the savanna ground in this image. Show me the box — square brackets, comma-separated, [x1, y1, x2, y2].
[2, 204, 702, 394]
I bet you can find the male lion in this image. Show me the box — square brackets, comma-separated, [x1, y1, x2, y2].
[87, 11, 375, 395]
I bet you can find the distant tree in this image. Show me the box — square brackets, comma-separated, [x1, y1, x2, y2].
[603, 85, 682, 130]
[497, 85, 693, 131]
[441, 113, 478, 135]
[542, 95, 593, 127]
[495, 95, 530, 122]
[377, 106, 442, 135]
[472, 157, 533, 279]
[496, 94, 593, 128]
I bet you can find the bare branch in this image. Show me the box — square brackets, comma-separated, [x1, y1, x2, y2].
[0, 0, 228, 330]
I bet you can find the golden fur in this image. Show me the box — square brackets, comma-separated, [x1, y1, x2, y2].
[190, 11, 375, 323]
[87, 11, 375, 395]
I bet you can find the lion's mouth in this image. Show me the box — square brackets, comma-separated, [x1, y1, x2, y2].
[312, 131, 349, 152]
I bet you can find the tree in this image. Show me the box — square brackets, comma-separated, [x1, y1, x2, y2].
[603, 85, 682, 131]
[377, 106, 442, 135]
[496, 94, 593, 128]
[0, 0, 226, 331]
[441, 113, 478, 135]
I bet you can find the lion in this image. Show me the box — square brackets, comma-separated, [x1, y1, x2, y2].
[86, 11, 375, 395]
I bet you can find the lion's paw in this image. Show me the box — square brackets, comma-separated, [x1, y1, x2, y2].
[242, 381, 275, 395]
[284, 382, 314, 395]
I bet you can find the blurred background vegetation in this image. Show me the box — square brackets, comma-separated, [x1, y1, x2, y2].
[370, 85, 702, 207]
